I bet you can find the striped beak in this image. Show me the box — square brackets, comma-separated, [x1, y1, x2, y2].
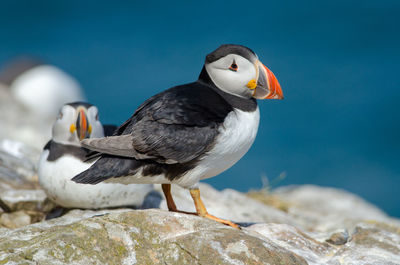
[76, 108, 91, 141]
[252, 61, 283, 100]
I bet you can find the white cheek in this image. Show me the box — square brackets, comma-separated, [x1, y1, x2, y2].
[91, 121, 105, 138]
[87, 107, 99, 118]
[51, 108, 80, 145]
[206, 64, 255, 98]
[87, 108, 105, 138]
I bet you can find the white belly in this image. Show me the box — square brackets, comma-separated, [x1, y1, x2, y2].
[175, 107, 260, 188]
[105, 107, 260, 189]
[38, 150, 153, 208]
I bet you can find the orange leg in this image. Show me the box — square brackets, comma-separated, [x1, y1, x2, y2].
[161, 184, 195, 215]
[189, 188, 240, 229]
[161, 184, 239, 229]
[161, 184, 178, 211]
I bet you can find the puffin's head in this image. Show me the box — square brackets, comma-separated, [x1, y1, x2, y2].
[52, 102, 104, 146]
[204, 44, 283, 100]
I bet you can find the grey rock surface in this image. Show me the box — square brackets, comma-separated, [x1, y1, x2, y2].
[0, 207, 399, 265]
[0, 211, 31, 228]
[0, 209, 308, 265]
[0, 189, 53, 212]
[273, 185, 396, 233]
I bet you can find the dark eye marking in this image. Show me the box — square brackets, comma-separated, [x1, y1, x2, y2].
[229, 60, 238, 71]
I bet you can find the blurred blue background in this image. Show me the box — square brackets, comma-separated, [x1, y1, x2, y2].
[1, 1, 399, 216]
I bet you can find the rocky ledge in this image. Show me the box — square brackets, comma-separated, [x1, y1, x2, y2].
[1, 152, 399, 265]
[0, 197, 399, 265]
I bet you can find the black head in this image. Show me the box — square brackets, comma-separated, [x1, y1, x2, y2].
[205, 44, 257, 64]
[201, 44, 283, 100]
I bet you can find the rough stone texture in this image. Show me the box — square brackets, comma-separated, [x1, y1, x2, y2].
[0, 136, 54, 227]
[272, 185, 399, 233]
[328, 222, 400, 265]
[0, 211, 31, 229]
[0, 140, 39, 188]
[325, 229, 349, 245]
[1, 208, 399, 265]
[0, 209, 308, 265]
[0, 189, 54, 212]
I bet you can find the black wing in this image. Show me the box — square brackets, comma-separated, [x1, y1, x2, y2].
[81, 82, 233, 164]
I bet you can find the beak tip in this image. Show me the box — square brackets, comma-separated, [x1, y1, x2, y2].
[259, 63, 284, 100]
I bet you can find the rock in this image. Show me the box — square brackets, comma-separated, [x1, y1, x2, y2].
[0, 138, 54, 223]
[247, 223, 334, 265]
[0, 139, 39, 184]
[1, 208, 399, 265]
[272, 185, 398, 233]
[325, 229, 349, 245]
[0, 182, 398, 265]
[0, 211, 31, 228]
[0, 209, 308, 265]
[248, 221, 400, 265]
[0, 189, 54, 212]
[328, 221, 400, 265]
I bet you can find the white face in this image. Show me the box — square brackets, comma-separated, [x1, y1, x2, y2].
[52, 105, 105, 146]
[86, 106, 104, 138]
[205, 54, 257, 98]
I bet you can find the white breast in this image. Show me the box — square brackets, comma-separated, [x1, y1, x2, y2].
[38, 150, 153, 208]
[174, 107, 260, 188]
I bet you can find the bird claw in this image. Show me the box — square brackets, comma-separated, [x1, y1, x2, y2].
[204, 213, 240, 229]
[168, 209, 240, 229]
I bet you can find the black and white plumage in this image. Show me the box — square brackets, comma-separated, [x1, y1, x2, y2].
[72, 44, 283, 227]
[38, 102, 153, 209]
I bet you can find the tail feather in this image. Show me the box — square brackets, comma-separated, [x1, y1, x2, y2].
[71, 155, 139, 184]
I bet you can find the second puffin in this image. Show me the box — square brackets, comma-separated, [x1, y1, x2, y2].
[72, 44, 283, 228]
[38, 102, 153, 209]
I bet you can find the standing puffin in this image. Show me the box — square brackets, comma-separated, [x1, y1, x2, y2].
[38, 102, 153, 209]
[72, 44, 283, 228]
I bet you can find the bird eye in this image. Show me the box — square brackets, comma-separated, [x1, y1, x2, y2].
[95, 113, 99, 120]
[229, 61, 238, 72]
[58, 112, 63, 119]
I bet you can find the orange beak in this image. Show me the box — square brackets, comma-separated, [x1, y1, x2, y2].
[252, 61, 284, 100]
[76, 108, 90, 141]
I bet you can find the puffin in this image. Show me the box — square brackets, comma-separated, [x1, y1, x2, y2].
[0, 57, 85, 119]
[72, 44, 283, 228]
[38, 102, 153, 209]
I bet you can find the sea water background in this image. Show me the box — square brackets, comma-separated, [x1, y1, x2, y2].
[0, 1, 399, 216]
